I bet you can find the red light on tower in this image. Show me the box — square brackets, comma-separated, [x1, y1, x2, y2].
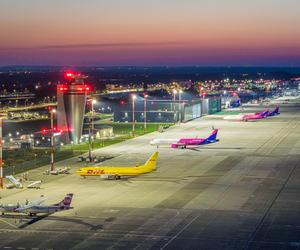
[42, 129, 46, 134]
[58, 84, 68, 92]
[65, 71, 74, 79]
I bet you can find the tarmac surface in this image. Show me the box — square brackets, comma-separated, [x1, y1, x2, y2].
[0, 104, 300, 250]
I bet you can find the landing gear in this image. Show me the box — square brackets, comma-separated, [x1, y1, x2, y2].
[115, 175, 121, 180]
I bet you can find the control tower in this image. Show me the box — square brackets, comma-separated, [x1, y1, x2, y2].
[57, 73, 90, 144]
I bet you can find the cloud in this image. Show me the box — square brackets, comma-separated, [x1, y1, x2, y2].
[0, 42, 187, 51]
[39, 42, 187, 49]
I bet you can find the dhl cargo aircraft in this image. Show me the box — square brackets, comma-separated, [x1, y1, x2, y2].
[76, 152, 158, 179]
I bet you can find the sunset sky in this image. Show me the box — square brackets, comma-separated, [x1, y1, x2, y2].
[1, 0, 300, 66]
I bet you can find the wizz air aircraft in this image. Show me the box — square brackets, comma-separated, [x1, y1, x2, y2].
[224, 107, 279, 121]
[242, 109, 270, 121]
[267, 106, 280, 117]
[150, 129, 219, 149]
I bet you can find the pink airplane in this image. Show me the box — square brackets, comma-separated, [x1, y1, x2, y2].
[242, 109, 270, 121]
[150, 129, 219, 149]
[224, 108, 273, 122]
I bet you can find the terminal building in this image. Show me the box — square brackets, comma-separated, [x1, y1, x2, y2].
[113, 96, 221, 123]
[33, 129, 61, 148]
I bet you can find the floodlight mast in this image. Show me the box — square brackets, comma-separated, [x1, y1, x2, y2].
[0, 118, 3, 189]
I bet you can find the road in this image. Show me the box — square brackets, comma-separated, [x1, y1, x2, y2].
[0, 104, 299, 250]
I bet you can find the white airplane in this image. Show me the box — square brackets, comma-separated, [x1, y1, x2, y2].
[0, 196, 46, 215]
[15, 193, 74, 216]
[5, 175, 23, 189]
[49, 167, 70, 175]
[27, 180, 42, 189]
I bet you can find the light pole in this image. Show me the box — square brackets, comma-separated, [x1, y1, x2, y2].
[91, 99, 96, 139]
[179, 90, 182, 124]
[172, 89, 177, 122]
[88, 99, 97, 161]
[88, 118, 92, 162]
[132, 94, 137, 136]
[144, 94, 148, 131]
[50, 108, 56, 172]
[0, 118, 3, 189]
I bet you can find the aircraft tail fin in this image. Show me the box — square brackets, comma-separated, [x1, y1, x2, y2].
[273, 106, 280, 114]
[206, 129, 218, 142]
[54, 193, 73, 208]
[144, 152, 159, 170]
[261, 109, 270, 117]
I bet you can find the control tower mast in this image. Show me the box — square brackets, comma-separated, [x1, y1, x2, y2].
[57, 72, 90, 144]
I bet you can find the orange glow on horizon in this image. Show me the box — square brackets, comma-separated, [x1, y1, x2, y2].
[0, 0, 300, 65]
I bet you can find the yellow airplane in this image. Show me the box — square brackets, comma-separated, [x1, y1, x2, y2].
[76, 152, 159, 179]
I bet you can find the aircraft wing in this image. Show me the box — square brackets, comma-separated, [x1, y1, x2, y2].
[15, 197, 47, 212]
[15, 205, 34, 212]
[223, 115, 244, 120]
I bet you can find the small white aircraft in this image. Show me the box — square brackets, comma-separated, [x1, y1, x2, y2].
[0, 196, 46, 215]
[5, 175, 23, 189]
[27, 180, 42, 189]
[15, 193, 74, 216]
